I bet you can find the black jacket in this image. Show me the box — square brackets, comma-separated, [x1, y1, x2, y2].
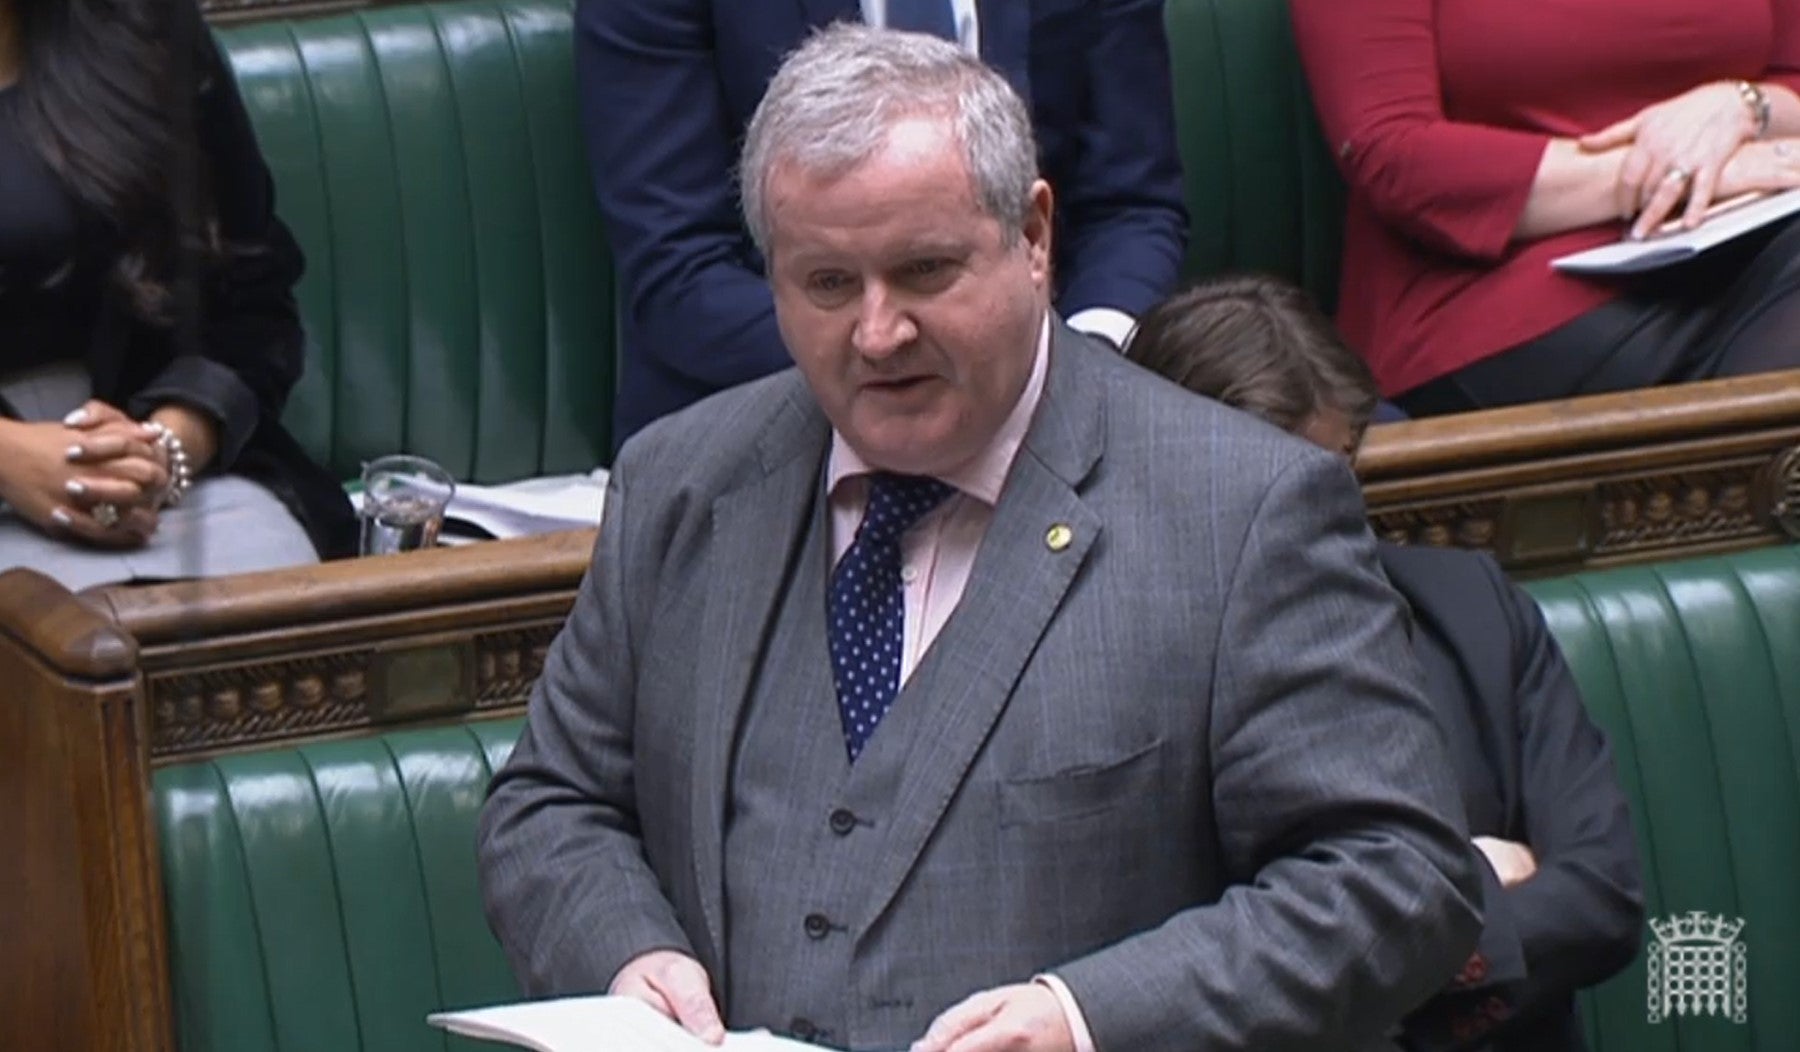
[1383, 543, 1644, 1052]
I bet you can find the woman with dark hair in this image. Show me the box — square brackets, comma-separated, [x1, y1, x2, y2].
[1291, 0, 1800, 415]
[0, 0, 353, 588]
[1130, 274, 1645, 1052]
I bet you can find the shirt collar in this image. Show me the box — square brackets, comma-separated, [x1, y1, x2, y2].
[827, 312, 1052, 507]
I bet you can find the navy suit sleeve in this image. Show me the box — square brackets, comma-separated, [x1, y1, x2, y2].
[1405, 558, 1644, 1050]
[1487, 560, 1644, 1020]
[1051, 0, 1187, 320]
[574, 0, 790, 391]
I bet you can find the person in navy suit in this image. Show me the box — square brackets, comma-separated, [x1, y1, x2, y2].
[577, 0, 1188, 448]
[1128, 274, 1646, 1052]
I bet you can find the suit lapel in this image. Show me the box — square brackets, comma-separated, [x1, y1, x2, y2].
[689, 380, 832, 967]
[853, 321, 1105, 935]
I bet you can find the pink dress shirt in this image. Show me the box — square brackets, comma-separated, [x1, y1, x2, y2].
[824, 316, 1097, 1052]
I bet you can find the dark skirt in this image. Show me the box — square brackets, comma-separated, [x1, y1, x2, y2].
[1398, 216, 1800, 415]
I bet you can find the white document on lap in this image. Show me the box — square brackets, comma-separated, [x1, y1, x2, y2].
[1552, 187, 1800, 275]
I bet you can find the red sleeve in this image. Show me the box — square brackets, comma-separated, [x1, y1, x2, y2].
[1765, 0, 1800, 98]
[1288, 0, 1550, 263]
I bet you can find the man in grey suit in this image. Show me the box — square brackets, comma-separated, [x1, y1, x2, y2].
[479, 24, 1482, 1052]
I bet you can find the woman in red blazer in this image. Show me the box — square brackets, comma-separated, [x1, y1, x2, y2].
[1290, 0, 1800, 414]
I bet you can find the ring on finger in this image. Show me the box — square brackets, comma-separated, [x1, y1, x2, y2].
[1665, 166, 1693, 185]
[91, 502, 122, 529]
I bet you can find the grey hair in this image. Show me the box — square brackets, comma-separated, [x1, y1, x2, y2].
[739, 23, 1040, 257]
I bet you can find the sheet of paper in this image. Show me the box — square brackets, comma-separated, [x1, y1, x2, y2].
[1551, 187, 1800, 275]
[428, 996, 835, 1052]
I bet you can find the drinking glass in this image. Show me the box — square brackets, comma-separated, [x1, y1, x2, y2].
[359, 455, 455, 556]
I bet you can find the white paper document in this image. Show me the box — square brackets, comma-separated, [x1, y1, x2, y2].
[1551, 187, 1800, 275]
[439, 471, 609, 539]
[428, 995, 834, 1052]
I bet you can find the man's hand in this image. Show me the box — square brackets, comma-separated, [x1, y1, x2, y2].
[609, 950, 726, 1045]
[911, 983, 1075, 1052]
[1473, 836, 1539, 889]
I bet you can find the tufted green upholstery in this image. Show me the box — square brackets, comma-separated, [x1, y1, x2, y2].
[1163, 0, 1345, 312]
[1527, 545, 1800, 1052]
[154, 719, 524, 1052]
[215, 1, 614, 483]
[149, 548, 1800, 1052]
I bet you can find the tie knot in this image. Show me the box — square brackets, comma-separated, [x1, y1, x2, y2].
[861, 472, 954, 544]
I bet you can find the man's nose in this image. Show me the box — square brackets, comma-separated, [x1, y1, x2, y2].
[852, 284, 917, 359]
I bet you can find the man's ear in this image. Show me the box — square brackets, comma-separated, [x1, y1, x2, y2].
[1023, 178, 1054, 283]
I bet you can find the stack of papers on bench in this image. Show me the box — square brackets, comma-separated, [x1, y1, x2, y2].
[1552, 187, 1800, 274]
[428, 996, 835, 1052]
[440, 471, 609, 540]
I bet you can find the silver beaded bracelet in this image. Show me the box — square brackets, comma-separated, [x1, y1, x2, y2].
[144, 420, 194, 508]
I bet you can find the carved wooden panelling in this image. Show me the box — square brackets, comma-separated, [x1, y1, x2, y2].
[145, 619, 565, 757]
[148, 650, 372, 756]
[1596, 465, 1766, 555]
[474, 623, 561, 709]
[1371, 499, 1505, 552]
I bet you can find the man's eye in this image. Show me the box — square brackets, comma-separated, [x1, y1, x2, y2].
[810, 272, 849, 292]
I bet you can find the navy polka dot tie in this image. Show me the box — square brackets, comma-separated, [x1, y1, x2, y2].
[828, 472, 955, 761]
[885, 0, 958, 41]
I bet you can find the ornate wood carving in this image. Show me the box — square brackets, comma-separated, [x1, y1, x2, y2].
[1596, 464, 1766, 555]
[1763, 445, 1800, 541]
[148, 650, 373, 756]
[475, 624, 560, 708]
[1360, 373, 1800, 573]
[1372, 500, 1504, 551]
[141, 619, 565, 756]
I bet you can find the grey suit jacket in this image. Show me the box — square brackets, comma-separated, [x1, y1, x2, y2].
[479, 322, 1483, 1051]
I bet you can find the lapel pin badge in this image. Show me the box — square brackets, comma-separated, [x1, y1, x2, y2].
[1045, 524, 1073, 552]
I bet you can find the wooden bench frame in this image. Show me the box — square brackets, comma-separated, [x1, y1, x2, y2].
[0, 532, 586, 1052]
[1359, 370, 1800, 575]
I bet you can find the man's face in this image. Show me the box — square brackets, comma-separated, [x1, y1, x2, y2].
[764, 116, 1053, 477]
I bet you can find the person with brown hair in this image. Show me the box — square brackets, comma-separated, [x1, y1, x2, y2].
[1130, 274, 1645, 1052]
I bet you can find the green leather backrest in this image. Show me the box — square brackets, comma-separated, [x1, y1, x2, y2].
[1527, 545, 1800, 1052]
[154, 719, 525, 1052]
[216, 0, 614, 483]
[1164, 0, 1345, 312]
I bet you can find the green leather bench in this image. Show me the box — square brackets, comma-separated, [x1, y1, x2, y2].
[210, 0, 1333, 486]
[1526, 548, 1800, 1052]
[150, 545, 1800, 1052]
[1164, 0, 1344, 313]
[217, 0, 615, 482]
